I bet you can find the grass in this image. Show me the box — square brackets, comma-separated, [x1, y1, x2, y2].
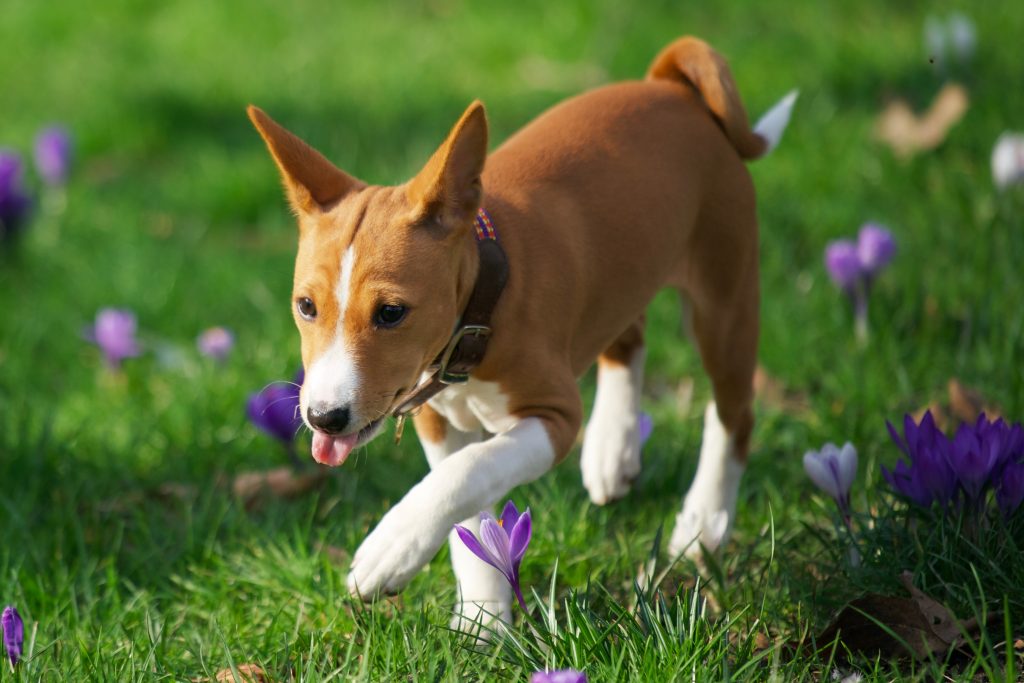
[2, 0, 1024, 679]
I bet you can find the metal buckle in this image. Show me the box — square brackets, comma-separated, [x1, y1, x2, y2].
[438, 324, 491, 384]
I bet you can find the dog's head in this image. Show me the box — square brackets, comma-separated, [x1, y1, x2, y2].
[249, 103, 488, 465]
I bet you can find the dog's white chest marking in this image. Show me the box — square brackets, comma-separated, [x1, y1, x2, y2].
[427, 377, 516, 434]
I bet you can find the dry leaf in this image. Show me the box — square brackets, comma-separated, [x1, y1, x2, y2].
[753, 366, 810, 415]
[898, 571, 961, 645]
[804, 573, 978, 661]
[193, 663, 270, 682]
[948, 378, 1000, 423]
[316, 543, 350, 566]
[232, 466, 328, 510]
[875, 83, 969, 158]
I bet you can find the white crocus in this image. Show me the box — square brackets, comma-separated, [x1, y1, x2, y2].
[803, 442, 857, 515]
[992, 133, 1024, 190]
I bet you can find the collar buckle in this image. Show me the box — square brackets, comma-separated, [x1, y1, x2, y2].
[437, 324, 491, 384]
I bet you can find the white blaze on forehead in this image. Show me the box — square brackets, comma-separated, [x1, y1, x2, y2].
[302, 245, 363, 422]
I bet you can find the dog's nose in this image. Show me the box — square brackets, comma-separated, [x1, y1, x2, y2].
[307, 405, 351, 434]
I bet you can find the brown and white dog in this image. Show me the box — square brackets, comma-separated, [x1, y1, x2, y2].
[249, 36, 795, 629]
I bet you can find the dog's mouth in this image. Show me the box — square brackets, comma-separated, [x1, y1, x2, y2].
[310, 417, 386, 467]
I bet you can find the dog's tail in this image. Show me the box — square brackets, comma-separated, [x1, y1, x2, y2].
[646, 37, 797, 160]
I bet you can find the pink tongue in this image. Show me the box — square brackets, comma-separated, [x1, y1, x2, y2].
[311, 431, 359, 467]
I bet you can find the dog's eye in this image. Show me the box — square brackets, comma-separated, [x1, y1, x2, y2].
[375, 304, 407, 328]
[296, 297, 318, 321]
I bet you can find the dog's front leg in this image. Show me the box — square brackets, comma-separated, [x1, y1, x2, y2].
[346, 417, 555, 600]
[413, 405, 512, 634]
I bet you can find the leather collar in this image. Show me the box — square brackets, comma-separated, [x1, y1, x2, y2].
[391, 208, 508, 439]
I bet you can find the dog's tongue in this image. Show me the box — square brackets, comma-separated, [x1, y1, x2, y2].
[311, 431, 359, 467]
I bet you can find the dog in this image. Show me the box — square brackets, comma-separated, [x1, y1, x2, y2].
[248, 35, 795, 630]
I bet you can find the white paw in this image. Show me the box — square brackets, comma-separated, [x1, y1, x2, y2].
[668, 505, 729, 560]
[450, 599, 512, 640]
[581, 413, 642, 505]
[347, 497, 450, 599]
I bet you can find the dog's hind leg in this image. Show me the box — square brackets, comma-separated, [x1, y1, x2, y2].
[413, 404, 511, 637]
[581, 317, 646, 505]
[668, 196, 759, 560]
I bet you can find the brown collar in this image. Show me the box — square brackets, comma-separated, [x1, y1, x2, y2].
[391, 208, 508, 440]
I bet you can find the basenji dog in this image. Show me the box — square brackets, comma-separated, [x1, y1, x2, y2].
[249, 36, 795, 630]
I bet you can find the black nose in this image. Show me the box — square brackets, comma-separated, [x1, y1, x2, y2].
[307, 405, 350, 434]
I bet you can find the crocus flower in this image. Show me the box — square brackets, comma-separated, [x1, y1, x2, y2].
[947, 13, 976, 63]
[883, 411, 959, 510]
[638, 411, 653, 448]
[0, 151, 32, 241]
[197, 326, 234, 362]
[824, 240, 862, 292]
[1, 605, 23, 667]
[33, 126, 73, 186]
[455, 500, 532, 610]
[803, 442, 857, 517]
[996, 462, 1024, 518]
[856, 223, 896, 277]
[531, 670, 587, 683]
[991, 132, 1024, 190]
[246, 368, 304, 445]
[85, 308, 141, 368]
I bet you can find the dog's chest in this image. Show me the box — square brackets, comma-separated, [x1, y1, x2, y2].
[427, 377, 516, 435]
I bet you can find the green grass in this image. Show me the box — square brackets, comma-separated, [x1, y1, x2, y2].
[2, 0, 1024, 680]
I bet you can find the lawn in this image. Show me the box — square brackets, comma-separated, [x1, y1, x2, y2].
[2, 0, 1023, 680]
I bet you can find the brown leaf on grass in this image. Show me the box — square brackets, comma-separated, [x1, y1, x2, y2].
[96, 482, 197, 514]
[753, 366, 810, 416]
[804, 572, 980, 661]
[315, 542, 350, 566]
[875, 83, 969, 158]
[911, 379, 1001, 432]
[948, 378, 1000, 423]
[193, 663, 270, 682]
[232, 466, 329, 511]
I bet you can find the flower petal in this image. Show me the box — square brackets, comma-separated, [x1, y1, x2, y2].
[803, 450, 841, 499]
[454, 524, 500, 572]
[508, 508, 532, 564]
[837, 442, 858, 493]
[479, 516, 514, 580]
[500, 499, 520, 532]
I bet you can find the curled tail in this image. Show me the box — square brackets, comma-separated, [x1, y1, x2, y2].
[646, 36, 797, 160]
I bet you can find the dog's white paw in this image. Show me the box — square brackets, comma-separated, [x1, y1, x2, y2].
[668, 505, 730, 560]
[581, 412, 642, 505]
[347, 496, 450, 599]
[450, 599, 512, 641]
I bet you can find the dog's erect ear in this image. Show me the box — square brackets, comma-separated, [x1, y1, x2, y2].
[247, 105, 363, 215]
[407, 101, 488, 225]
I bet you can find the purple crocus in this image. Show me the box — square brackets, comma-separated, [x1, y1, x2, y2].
[883, 411, 959, 510]
[824, 240, 862, 292]
[856, 223, 896, 277]
[455, 500, 532, 610]
[34, 126, 73, 186]
[883, 411, 1024, 517]
[246, 368, 304, 445]
[196, 326, 234, 362]
[638, 411, 653, 448]
[0, 151, 32, 241]
[85, 308, 141, 368]
[531, 670, 587, 683]
[803, 442, 857, 518]
[1, 605, 23, 667]
[996, 463, 1024, 518]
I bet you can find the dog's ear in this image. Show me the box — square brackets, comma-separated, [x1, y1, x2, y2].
[407, 101, 488, 226]
[248, 105, 363, 215]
